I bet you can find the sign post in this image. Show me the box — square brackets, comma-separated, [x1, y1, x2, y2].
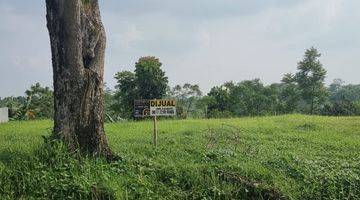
[153, 115, 157, 146]
[149, 99, 176, 147]
[134, 99, 176, 146]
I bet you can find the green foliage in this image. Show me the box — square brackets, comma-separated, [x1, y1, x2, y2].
[112, 56, 169, 119]
[168, 83, 202, 119]
[103, 84, 119, 122]
[204, 48, 354, 118]
[24, 83, 54, 119]
[319, 79, 360, 116]
[207, 109, 234, 118]
[207, 82, 232, 115]
[328, 79, 360, 102]
[278, 73, 300, 113]
[0, 83, 53, 120]
[0, 96, 26, 119]
[1, 115, 360, 199]
[322, 99, 360, 116]
[4, 48, 360, 121]
[135, 56, 168, 99]
[295, 47, 327, 114]
[234, 80, 279, 116]
[207, 79, 281, 117]
[112, 71, 138, 119]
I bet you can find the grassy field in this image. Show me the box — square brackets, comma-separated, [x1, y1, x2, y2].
[0, 115, 359, 199]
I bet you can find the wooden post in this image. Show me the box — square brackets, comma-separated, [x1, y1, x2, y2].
[153, 115, 157, 146]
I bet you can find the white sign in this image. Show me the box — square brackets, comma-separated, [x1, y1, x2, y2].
[149, 99, 176, 116]
[0, 107, 9, 123]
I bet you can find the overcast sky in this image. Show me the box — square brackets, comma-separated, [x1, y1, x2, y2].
[0, 0, 359, 98]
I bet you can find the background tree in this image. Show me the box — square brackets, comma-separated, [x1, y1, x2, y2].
[229, 79, 277, 116]
[0, 83, 53, 120]
[328, 79, 360, 102]
[46, 0, 113, 158]
[267, 83, 283, 115]
[113, 56, 168, 119]
[169, 83, 202, 118]
[207, 83, 233, 118]
[0, 96, 26, 120]
[322, 99, 360, 116]
[24, 83, 54, 119]
[195, 96, 212, 118]
[135, 56, 168, 99]
[103, 84, 117, 122]
[112, 71, 138, 119]
[279, 73, 299, 113]
[295, 47, 327, 114]
[328, 79, 345, 97]
[322, 79, 360, 116]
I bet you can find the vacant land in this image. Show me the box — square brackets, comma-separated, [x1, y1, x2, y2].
[0, 115, 359, 199]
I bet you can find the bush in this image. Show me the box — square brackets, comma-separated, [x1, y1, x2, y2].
[322, 100, 360, 116]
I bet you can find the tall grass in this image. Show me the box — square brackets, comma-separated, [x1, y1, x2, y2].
[0, 115, 359, 199]
[0, 138, 116, 199]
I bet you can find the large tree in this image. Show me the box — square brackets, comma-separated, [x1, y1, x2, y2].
[112, 71, 138, 119]
[112, 56, 168, 119]
[169, 83, 202, 118]
[135, 56, 168, 99]
[207, 82, 233, 117]
[24, 83, 54, 119]
[279, 73, 299, 113]
[295, 47, 327, 114]
[45, 0, 113, 158]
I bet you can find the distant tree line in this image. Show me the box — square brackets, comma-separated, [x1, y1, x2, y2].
[205, 47, 359, 117]
[1, 47, 360, 121]
[0, 83, 53, 120]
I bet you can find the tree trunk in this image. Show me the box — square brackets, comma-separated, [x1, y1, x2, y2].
[310, 86, 315, 115]
[45, 0, 113, 159]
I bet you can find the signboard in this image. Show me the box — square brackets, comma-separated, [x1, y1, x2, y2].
[0, 107, 9, 123]
[134, 100, 150, 118]
[150, 99, 176, 116]
[134, 99, 176, 146]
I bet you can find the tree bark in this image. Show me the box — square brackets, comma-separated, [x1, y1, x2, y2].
[45, 0, 113, 159]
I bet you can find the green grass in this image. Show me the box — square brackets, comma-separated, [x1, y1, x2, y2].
[0, 115, 359, 199]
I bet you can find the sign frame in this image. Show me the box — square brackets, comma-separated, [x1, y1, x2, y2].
[134, 99, 176, 147]
[149, 99, 176, 117]
[134, 99, 150, 118]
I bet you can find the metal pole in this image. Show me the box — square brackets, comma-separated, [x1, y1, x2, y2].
[153, 115, 157, 146]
